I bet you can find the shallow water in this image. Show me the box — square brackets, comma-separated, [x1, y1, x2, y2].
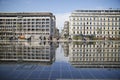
[0, 41, 120, 80]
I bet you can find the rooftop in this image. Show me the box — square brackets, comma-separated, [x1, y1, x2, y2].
[0, 12, 54, 17]
[74, 9, 120, 13]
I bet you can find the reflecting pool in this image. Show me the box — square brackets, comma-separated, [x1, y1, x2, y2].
[0, 41, 120, 80]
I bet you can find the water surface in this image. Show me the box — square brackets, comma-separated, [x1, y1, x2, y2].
[0, 41, 120, 80]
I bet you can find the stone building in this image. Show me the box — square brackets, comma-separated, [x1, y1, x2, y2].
[69, 9, 120, 40]
[0, 12, 56, 40]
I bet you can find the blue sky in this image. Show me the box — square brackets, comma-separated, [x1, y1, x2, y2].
[0, 0, 120, 13]
[0, 0, 120, 31]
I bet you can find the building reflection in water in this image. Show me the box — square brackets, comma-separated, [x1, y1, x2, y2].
[0, 41, 120, 68]
[62, 41, 120, 68]
[0, 41, 58, 65]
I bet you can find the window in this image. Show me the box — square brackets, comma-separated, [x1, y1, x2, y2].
[90, 27, 91, 29]
[115, 17, 117, 21]
[46, 22, 49, 24]
[112, 27, 113, 30]
[32, 19, 34, 21]
[42, 19, 45, 21]
[87, 27, 88, 29]
[73, 18, 75, 20]
[42, 22, 45, 24]
[46, 19, 49, 21]
[42, 25, 45, 27]
[46, 25, 49, 27]
[32, 22, 34, 24]
[73, 31, 75, 34]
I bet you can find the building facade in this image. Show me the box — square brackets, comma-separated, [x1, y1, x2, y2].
[0, 12, 56, 40]
[61, 21, 69, 39]
[54, 27, 59, 39]
[69, 9, 120, 39]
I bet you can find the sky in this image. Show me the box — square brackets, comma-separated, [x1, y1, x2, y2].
[0, 0, 120, 31]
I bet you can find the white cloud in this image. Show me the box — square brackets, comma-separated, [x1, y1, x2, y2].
[55, 13, 70, 32]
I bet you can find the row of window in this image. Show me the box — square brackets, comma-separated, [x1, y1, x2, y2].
[70, 58, 119, 61]
[0, 32, 50, 37]
[0, 19, 50, 21]
[1, 48, 53, 51]
[0, 22, 50, 24]
[72, 31, 120, 35]
[72, 49, 119, 52]
[0, 47, 50, 50]
[1, 52, 50, 55]
[0, 25, 50, 28]
[0, 29, 50, 31]
[72, 26, 119, 30]
[71, 22, 120, 25]
[71, 17, 120, 21]
[0, 56, 51, 59]
[71, 53, 119, 57]
[73, 44, 118, 48]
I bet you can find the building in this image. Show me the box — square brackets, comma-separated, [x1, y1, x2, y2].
[0, 12, 56, 40]
[68, 41, 120, 68]
[61, 21, 69, 39]
[54, 27, 59, 39]
[69, 9, 120, 39]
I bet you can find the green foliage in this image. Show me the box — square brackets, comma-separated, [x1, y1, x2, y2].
[87, 35, 95, 40]
[64, 34, 69, 39]
[73, 35, 82, 40]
